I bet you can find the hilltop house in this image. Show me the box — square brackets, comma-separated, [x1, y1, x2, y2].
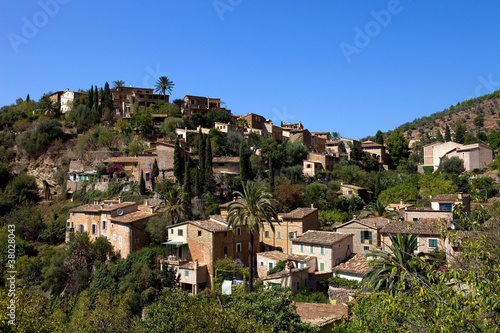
[181, 95, 228, 117]
[403, 193, 471, 222]
[421, 141, 494, 172]
[49, 88, 87, 113]
[303, 152, 336, 178]
[67, 199, 155, 257]
[111, 86, 167, 116]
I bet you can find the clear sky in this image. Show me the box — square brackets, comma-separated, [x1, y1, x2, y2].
[1, 1, 499, 139]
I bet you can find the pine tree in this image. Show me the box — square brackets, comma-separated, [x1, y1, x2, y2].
[205, 135, 213, 192]
[445, 124, 452, 142]
[174, 138, 183, 185]
[268, 154, 274, 193]
[140, 171, 146, 195]
[436, 129, 444, 142]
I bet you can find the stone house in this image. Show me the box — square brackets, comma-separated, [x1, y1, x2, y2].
[258, 207, 319, 255]
[421, 141, 494, 172]
[333, 217, 391, 254]
[333, 254, 369, 281]
[339, 183, 372, 202]
[261, 268, 309, 293]
[111, 86, 167, 116]
[164, 216, 251, 292]
[380, 219, 449, 254]
[303, 152, 336, 178]
[361, 140, 389, 165]
[291, 230, 353, 273]
[181, 95, 227, 117]
[256, 250, 316, 279]
[49, 88, 87, 113]
[67, 199, 155, 258]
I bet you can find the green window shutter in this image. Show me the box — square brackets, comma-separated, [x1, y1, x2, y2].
[300, 244, 304, 252]
[310, 245, 314, 253]
[320, 263, 325, 271]
[360, 231, 365, 243]
[368, 231, 372, 245]
[320, 246, 325, 254]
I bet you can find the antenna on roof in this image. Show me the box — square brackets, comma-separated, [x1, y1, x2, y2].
[117, 209, 124, 216]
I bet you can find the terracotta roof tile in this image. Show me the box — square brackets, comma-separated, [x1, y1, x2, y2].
[334, 254, 369, 275]
[103, 157, 138, 163]
[258, 250, 314, 262]
[262, 267, 308, 280]
[189, 219, 229, 232]
[295, 302, 348, 327]
[110, 211, 154, 223]
[380, 219, 448, 235]
[281, 207, 317, 219]
[293, 230, 352, 246]
[69, 202, 136, 213]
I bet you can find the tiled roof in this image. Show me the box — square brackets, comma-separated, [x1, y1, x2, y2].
[328, 287, 355, 305]
[430, 194, 469, 203]
[334, 254, 369, 276]
[219, 199, 245, 208]
[295, 302, 347, 327]
[361, 141, 384, 148]
[213, 157, 239, 163]
[103, 157, 138, 163]
[356, 217, 391, 229]
[258, 250, 313, 262]
[209, 215, 227, 223]
[341, 184, 364, 190]
[189, 219, 229, 232]
[110, 211, 154, 223]
[69, 202, 136, 213]
[380, 219, 448, 235]
[262, 267, 308, 280]
[293, 230, 352, 246]
[281, 207, 317, 219]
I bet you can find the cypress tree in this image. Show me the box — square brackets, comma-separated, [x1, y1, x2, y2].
[436, 129, 444, 142]
[240, 140, 248, 184]
[140, 171, 146, 195]
[104, 82, 113, 112]
[198, 129, 206, 190]
[445, 125, 452, 142]
[268, 154, 274, 193]
[184, 160, 192, 200]
[195, 168, 201, 197]
[94, 85, 100, 112]
[205, 135, 213, 192]
[174, 138, 183, 185]
[26, 94, 30, 102]
[88, 86, 94, 109]
[152, 159, 159, 191]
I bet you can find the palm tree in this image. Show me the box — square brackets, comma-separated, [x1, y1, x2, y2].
[362, 234, 426, 293]
[364, 200, 397, 219]
[236, 117, 249, 134]
[154, 76, 175, 101]
[163, 186, 185, 224]
[113, 80, 125, 87]
[227, 181, 279, 292]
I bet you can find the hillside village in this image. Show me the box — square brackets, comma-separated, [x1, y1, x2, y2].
[1, 80, 500, 331]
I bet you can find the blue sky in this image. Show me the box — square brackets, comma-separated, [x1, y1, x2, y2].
[1, 1, 500, 139]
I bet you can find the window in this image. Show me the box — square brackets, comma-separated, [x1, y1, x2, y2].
[289, 232, 295, 239]
[310, 245, 314, 253]
[185, 270, 189, 277]
[348, 190, 353, 195]
[429, 239, 438, 248]
[224, 246, 227, 255]
[135, 238, 139, 244]
[170, 229, 174, 234]
[142, 223, 146, 229]
[299, 262, 305, 268]
[78, 225, 83, 233]
[198, 230, 202, 237]
[236, 228, 241, 236]
[91, 214, 94, 218]
[77, 213, 80, 217]
[123, 226, 126, 232]
[300, 244, 304, 252]
[320, 263, 325, 271]
[119, 236, 122, 243]
[269, 262, 274, 269]
[296, 281, 300, 289]
[102, 220, 106, 230]
[260, 261, 264, 266]
[85, 214, 89, 218]
[178, 229, 183, 236]
[236, 243, 241, 252]
[91, 224, 96, 235]
[439, 203, 452, 211]
[361, 231, 372, 245]
[364, 246, 370, 253]
[113, 234, 116, 240]
[413, 218, 419, 222]
[277, 231, 281, 239]
[160, 162, 164, 168]
[320, 246, 325, 254]
[265, 231, 270, 238]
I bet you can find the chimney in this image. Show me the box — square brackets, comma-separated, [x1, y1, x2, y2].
[118, 196, 122, 204]
[150, 206, 154, 214]
[400, 199, 404, 205]
[233, 197, 236, 202]
[145, 200, 149, 206]
[458, 193, 463, 199]
[67, 88, 69, 91]
[100, 204, 104, 210]
[353, 215, 357, 220]
[311, 203, 314, 209]
[194, 259, 198, 270]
